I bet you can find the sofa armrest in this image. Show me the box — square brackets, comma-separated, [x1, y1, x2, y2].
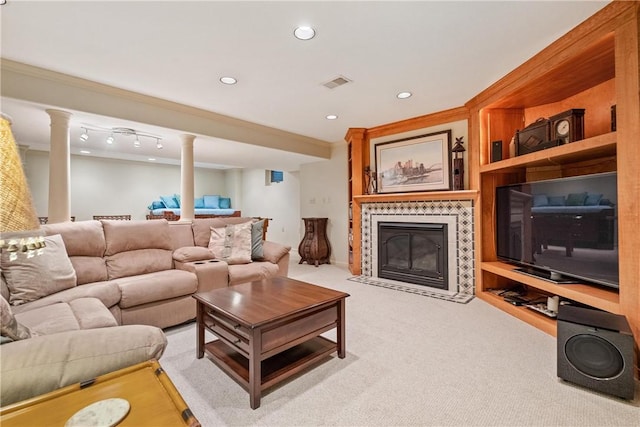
[174, 259, 229, 292]
[0, 325, 166, 406]
[261, 241, 291, 264]
[172, 246, 215, 263]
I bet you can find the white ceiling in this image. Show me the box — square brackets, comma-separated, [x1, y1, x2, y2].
[0, 0, 609, 171]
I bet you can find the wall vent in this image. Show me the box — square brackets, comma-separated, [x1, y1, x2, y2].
[323, 76, 352, 89]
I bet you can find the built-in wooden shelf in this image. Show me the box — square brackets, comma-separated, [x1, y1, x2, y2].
[481, 261, 621, 314]
[479, 132, 616, 174]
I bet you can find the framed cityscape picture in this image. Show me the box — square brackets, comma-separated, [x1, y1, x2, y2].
[375, 130, 452, 193]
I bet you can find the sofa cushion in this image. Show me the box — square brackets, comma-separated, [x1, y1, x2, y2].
[208, 222, 252, 265]
[42, 220, 108, 285]
[228, 262, 279, 285]
[2, 234, 77, 306]
[42, 220, 106, 257]
[10, 281, 121, 315]
[103, 219, 173, 256]
[0, 296, 33, 342]
[117, 269, 198, 308]
[173, 246, 214, 263]
[15, 301, 80, 335]
[192, 217, 254, 247]
[195, 197, 205, 209]
[69, 256, 109, 285]
[106, 249, 173, 280]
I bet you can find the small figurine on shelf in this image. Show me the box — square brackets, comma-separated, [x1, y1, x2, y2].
[363, 166, 377, 195]
[451, 137, 465, 191]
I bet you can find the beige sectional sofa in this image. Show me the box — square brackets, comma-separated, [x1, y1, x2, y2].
[0, 216, 291, 405]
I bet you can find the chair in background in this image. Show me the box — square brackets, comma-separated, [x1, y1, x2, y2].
[38, 216, 75, 224]
[93, 215, 131, 221]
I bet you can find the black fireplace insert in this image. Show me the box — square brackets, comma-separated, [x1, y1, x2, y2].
[377, 222, 448, 289]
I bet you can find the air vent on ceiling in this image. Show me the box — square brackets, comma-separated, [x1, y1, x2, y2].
[323, 76, 352, 89]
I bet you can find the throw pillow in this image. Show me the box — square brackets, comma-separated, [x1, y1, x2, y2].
[566, 192, 588, 206]
[208, 221, 252, 265]
[160, 195, 179, 209]
[547, 195, 566, 206]
[0, 295, 33, 342]
[147, 200, 164, 210]
[251, 219, 265, 260]
[585, 193, 603, 206]
[194, 197, 205, 209]
[533, 194, 549, 207]
[2, 234, 77, 306]
[203, 195, 220, 209]
[219, 197, 231, 209]
[173, 194, 181, 207]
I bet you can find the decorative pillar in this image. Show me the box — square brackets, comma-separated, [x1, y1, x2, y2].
[179, 134, 196, 222]
[46, 109, 71, 223]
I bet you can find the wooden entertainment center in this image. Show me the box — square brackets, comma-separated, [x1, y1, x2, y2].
[346, 1, 639, 360]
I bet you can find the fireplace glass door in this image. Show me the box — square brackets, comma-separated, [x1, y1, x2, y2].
[378, 222, 448, 289]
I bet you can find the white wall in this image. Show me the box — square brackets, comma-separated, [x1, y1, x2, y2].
[238, 168, 301, 253]
[23, 150, 228, 221]
[299, 143, 349, 266]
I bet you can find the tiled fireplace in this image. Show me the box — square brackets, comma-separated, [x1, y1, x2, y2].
[359, 199, 475, 300]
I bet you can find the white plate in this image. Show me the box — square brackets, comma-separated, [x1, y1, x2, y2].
[65, 398, 130, 427]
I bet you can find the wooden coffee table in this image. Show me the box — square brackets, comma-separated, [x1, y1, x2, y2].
[193, 276, 349, 409]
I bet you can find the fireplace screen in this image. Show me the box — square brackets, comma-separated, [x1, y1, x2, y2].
[378, 222, 448, 289]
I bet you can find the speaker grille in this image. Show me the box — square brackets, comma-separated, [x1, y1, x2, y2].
[565, 334, 624, 379]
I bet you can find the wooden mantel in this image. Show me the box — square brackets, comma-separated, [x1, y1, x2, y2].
[353, 190, 478, 204]
[349, 190, 478, 275]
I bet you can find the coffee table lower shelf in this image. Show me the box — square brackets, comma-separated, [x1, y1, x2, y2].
[204, 336, 336, 391]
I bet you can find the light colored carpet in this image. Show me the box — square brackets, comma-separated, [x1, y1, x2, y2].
[161, 262, 639, 426]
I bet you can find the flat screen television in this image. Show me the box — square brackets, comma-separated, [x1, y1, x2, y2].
[495, 171, 618, 289]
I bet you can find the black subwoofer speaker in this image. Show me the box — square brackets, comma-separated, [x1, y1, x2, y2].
[557, 305, 635, 400]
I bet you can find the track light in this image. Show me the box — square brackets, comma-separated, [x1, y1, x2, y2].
[78, 124, 163, 149]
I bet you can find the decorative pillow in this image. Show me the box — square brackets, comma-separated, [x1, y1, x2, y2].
[173, 246, 215, 263]
[160, 195, 179, 209]
[219, 197, 231, 209]
[547, 196, 566, 206]
[208, 222, 252, 265]
[566, 192, 588, 206]
[194, 197, 205, 209]
[173, 194, 181, 207]
[599, 198, 613, 206]
[251, 219, 265, 260]
[1, 234, 77, 306]
[147, 200, 165, 210]
[533, 195, 548, 207]
[0, 296, 33, 342]
[585, 193, 603, 206]
[203, 195, 220, 209]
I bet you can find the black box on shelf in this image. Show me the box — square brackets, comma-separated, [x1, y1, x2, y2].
[515, 118, 558, 156]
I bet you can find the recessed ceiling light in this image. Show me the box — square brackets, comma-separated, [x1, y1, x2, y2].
[148, 158, 156, 161]
[397, 91, 412, 99]
[294, 26, 315, 40]
[220, 76, 237, 85]
[80, 150, 91, 154]
[326, 114, 338, 120]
